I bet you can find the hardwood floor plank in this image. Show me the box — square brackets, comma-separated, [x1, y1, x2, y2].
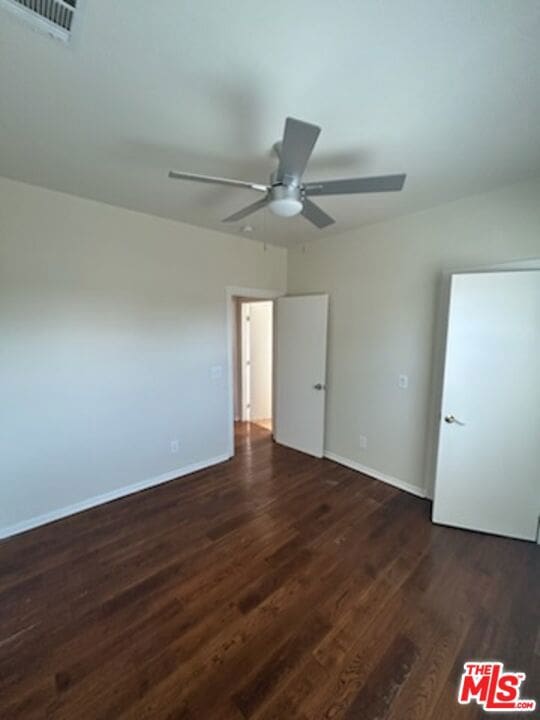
[232, 613, 331, 718]
[341, 633, 419, 720]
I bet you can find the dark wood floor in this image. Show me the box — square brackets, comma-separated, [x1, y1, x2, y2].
[0, 423, 538, 719]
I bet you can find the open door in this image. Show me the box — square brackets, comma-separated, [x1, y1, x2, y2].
[433, 271, 540, 541]
[274, 294, 329, 458]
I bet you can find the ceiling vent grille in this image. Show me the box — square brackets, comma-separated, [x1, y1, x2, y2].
[0, 0, 78, 42]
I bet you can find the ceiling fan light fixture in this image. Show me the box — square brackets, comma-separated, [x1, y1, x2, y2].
[268, 183, 303, 218]
[269, 197, 303, 217]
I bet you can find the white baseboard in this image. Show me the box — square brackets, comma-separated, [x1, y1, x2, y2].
[324, 451, 426, 499]
[0, 453, 229, 541]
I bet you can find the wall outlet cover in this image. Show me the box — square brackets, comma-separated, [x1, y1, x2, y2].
[210, 365, 223, 380]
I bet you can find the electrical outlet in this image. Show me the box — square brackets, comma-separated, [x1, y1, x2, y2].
[170, 440, 179, 453]
[359, 435, 368, 449]
[399, 374, 409, 389]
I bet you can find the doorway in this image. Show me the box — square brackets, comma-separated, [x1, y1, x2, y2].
[236, 299, 274, 431]
[226, 287, 329, 460]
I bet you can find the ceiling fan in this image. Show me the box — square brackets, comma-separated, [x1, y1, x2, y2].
[168, 117, 406, 229]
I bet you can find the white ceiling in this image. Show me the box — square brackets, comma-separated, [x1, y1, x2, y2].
[1, 0, 540, 246]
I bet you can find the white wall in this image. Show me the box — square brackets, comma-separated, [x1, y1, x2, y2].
[0, 177, 286, 536]
[288, 177, 540, 497]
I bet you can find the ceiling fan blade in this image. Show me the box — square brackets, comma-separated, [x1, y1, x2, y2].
[222, 196, 269, 223]
[301, 198, 335, 229]
[276, 117, 321, 184]
[169, 170, 268, 193]
[304, 173, 406, 196]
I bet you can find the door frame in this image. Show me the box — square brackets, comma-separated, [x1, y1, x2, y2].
[226, 286, 283, 458]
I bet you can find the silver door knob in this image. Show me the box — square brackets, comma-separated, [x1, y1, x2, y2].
[313, 383, 326, 390]
[444, 414, 465, 425]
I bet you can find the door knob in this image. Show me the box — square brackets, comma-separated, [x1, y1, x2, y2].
[444, 414, 465, 425]
[313, 383, 326, 390]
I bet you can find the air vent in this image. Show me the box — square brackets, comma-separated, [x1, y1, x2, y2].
[0, 0, 78, 42]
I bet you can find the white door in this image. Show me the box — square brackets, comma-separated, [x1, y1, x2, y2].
[433, 271, 540, 541]
[275, 294, 329, 457]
